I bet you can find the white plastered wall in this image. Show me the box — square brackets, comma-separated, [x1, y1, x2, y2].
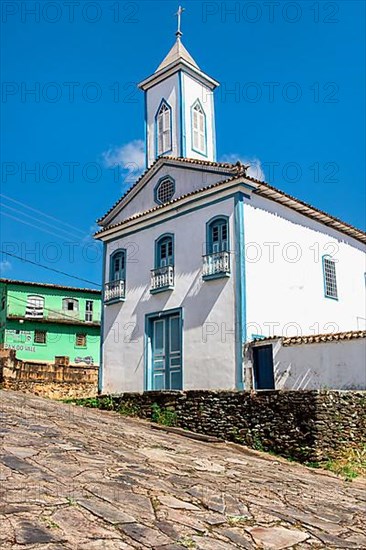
[271, 338, 366, 390]
[244, 194, 366, 338]
[101, 197, 237, 393]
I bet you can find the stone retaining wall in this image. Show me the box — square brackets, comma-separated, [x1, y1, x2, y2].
[95, 390, 365, 462]
[0, 349, 98, 399]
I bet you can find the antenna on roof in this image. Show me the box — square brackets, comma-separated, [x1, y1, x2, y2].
[175, 5, 185, 39]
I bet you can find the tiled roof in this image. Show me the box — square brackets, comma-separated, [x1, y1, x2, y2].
[96, 156, 241, 225]
[94, 171, 244, 237]
[0, 278, 101, 294]
[95, 157, 366, 244]
[252, 330, 366, 346]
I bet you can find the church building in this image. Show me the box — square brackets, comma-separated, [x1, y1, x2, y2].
[95, 17, 366, 394]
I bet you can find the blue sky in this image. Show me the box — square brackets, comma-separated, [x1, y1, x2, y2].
[1, 0, 365, 289]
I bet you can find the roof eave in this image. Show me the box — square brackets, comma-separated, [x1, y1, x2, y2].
[138, 60, 219, 91]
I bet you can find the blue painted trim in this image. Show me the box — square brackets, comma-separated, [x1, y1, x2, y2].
[153, 175, 176, 206]
[234, 192, 246, 390]
[98, 243, 107, 393]
[144, 91, 148, 169]
[154, 232, 175, 268]
[109, 248, 127, 282]
[190, 99, 208, 157]
[322, 254, 339, 300]
[205, 215, 230, 254]
[104, 189, 252, 243]
[178, 70, 186, 158]
[144, 307, 183, 391]
[155, 98, 173, 158]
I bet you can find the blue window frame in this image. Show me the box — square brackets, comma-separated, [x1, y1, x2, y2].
[322, 255, 338, 300]
[110, 249, 126, 282]
[206, 216, 229, 254]
[155, 99, 172, 156]
[155, 234, 174, 268]
[191, 99, 207, 156]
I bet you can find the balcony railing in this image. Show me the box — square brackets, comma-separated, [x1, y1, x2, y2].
[202, 251, 231, 279]
[151, 265, 175, 292]
[104, 279, 126, 303]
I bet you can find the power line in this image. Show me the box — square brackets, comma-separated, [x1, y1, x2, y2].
[1, 251, 101, 288]
[0, 193, 86, 236]
[1, 203, 81, 240]
[8, 294, 99, 324]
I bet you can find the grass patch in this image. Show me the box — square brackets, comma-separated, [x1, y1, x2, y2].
[305, 444, 366, 481]
[151, 403, 177, 427]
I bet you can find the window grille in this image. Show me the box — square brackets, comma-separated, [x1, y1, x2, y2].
[157, 178, 175, 204]
[323, 257, 338, 299]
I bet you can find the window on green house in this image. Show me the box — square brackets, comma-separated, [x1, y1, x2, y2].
[85, 300, 93, 322]
[34, 330, 46, 344]
[63, 298, 79, 311]
[75, 333, 86, 347]
[26, 295, 44, 318]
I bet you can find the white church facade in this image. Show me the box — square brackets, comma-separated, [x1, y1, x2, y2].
[95, 25, 366, 394]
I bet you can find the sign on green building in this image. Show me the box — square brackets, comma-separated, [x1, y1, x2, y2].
[0, 279, 101, 366]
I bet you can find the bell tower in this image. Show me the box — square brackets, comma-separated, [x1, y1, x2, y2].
[138, 7, 219, 168]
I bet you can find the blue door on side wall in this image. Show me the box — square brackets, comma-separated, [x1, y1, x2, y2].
[150, 312, 182, 390]
[253, 345, 275, 389]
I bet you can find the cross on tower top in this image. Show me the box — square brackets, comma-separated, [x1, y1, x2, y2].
[175, 5, 185, 38]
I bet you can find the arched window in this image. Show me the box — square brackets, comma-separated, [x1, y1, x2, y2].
[25, 295, 44, 318]
[110, 249, 126, 282]
[62, 298, 79, 312]
[191, 100, 206, 155]
[156, 100, 172, 155]
[156, 234, 174, 268]
[207, 217, 229, 254]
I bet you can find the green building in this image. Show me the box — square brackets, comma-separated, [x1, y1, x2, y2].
[0, 279, 101, 365]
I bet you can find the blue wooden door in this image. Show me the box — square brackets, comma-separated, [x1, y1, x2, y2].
[253, 345, 275, 389]
[151, 313, 182, 390]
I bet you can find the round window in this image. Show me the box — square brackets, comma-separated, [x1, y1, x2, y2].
[156, 178, 175, 204]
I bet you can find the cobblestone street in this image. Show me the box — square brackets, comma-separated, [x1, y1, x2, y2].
[0, 390, 365, 549]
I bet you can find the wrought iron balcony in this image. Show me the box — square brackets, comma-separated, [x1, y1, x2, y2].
[104, 279, 126, 303]
[151, 265, 175, 293]
[202, 251, 231, 280]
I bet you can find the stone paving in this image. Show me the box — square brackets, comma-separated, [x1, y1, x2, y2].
[0, 390, 365, 550]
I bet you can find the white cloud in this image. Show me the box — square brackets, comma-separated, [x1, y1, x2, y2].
[220, 154, 265, 181]
[0, 260, 11, 275]
[102, 140, 145, 185]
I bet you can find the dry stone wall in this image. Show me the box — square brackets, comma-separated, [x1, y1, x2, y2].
[96, 390, 365, 462]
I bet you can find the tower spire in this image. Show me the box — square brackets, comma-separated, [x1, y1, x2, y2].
[175, 6, 185, 39]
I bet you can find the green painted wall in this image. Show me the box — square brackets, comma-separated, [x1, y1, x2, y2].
[0, 280, 101, 365]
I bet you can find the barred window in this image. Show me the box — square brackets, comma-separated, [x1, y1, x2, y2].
[156, 178, 175, 204]
[34, 330, 46, 344]
[76, 333, 86, 347]
[323, 257, 338, 299]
